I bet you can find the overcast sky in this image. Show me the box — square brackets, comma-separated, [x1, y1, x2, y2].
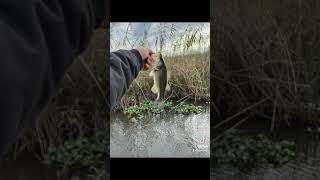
[110, 22, 210, 55]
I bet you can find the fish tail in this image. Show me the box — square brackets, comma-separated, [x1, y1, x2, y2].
[151, 85, 158, 94]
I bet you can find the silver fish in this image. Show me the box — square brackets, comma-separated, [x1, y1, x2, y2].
[149, 53, 170, 102]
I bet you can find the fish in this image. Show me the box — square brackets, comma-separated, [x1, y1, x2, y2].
[149, 53, 170, 102]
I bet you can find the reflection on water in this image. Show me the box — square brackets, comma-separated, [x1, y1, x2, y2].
[0, 152, 57, 180]
[110, 107, 210, 157]
[211, 128, 320, 180]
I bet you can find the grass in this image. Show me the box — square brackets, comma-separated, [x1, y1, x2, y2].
[211, 0, 320, 130]
[114, 51, 210, 111]
[4, 29, 108, 180]
[211, 0, 320, 168]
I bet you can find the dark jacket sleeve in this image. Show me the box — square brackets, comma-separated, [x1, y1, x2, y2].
[0, 0, 105, 157]
[110, 49, 143, 110]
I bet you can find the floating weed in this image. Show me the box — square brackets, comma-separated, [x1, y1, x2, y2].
[123, 100, 204, 119]
[164, 101, 173, 109]
[174, 103, 204, 114]
[212, 130, 296, 167]
[124, 100, 162, 118]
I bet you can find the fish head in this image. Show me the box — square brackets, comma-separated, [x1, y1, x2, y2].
[158, 53, 166, 67]
[159, 53, 164, 63]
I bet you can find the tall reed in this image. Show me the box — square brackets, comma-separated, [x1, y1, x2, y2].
[212, 0, 320, 130]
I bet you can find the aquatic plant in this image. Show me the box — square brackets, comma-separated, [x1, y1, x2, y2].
[124, 100, 163, 119]
[123, 100, 204, 119]
[174, 103, 204, 114]
[212, 130, 296, 166]
[44, 131, 107, 179]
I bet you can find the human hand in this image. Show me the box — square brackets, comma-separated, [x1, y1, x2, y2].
[136, 47, 155, 71]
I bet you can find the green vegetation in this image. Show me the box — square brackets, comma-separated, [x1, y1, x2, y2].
[111, 23, 210, 111]
[123, 100, 205, 119]
[124, 100, 165, 119]
[212, 0, 320, 129]
[114, 52, 210, 111]
[175, 103, 204, 114]
[211, 0, 320, 168]
[212, 130, 296, 166]
[44, 132, 107, 179]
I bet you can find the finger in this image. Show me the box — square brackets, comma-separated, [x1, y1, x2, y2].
[145, 56, 151, 63]
[144, 64, 150, 70]
[143, 57, 149, 64]
[144, 53, 151, 60]
[149, 55, 155, 61]
[151, 55, 156, 61]
[145, 59, 150, 65]
[150, 59, 155, 65]
[146, 58, 152, 65]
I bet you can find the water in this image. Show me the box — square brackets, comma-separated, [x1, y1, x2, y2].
[211, 124, 320, 180]
[110, 106, 210, 157]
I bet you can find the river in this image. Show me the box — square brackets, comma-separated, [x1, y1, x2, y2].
[110, 106, 210, 158]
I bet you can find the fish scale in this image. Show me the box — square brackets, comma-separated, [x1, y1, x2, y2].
[149, 53, 170, 102]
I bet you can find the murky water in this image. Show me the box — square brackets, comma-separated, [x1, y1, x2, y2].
[110, 107, 210, 157]
[211, 125, 320, 180]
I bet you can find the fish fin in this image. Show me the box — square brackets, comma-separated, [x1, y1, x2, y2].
[165, 83, 171, 91]
[151, 85, 158, 94]
[167, 71, 171, 80]
[156, 93, 160, 101]
[149, 70, 154, 77]
[166, 71, 171, 91]
[166, 70, 171, 91]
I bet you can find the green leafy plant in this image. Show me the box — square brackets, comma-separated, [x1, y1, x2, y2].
[212, 130, 296, 167]
[174, 103, 204, 114]
[124, 100, 164, 119]
[44, 132, 107, 177]
[123, 100, 204, 119]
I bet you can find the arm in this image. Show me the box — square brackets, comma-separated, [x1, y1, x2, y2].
[109, 49, 144, 110]
[0, 0, 105, 156]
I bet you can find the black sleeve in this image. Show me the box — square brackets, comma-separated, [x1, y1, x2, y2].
[0, 0, 105, 157]
[109, 49, 143, 110]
